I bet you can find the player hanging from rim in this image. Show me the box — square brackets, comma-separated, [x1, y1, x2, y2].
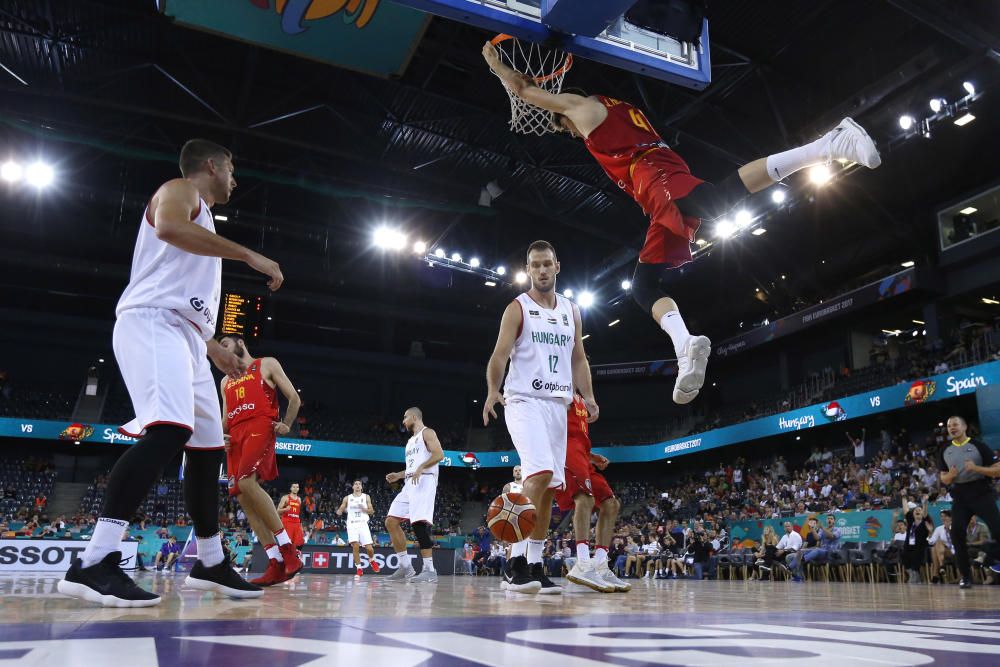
[557, 392, 629, 593]
[483, 43, 881, 404]
[218, 334, 303, 587]
[336, 479, 381, 578]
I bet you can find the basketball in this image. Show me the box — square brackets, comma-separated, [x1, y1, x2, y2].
[486, 492, 536, 542]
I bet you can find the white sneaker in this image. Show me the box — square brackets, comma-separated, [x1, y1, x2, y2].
[824, 117, 881, 169]
[408, 569, 438, 584]
[673, 335, 711, 404]
[385, 567, 412, 582]
[596, 563, 631, 592]
[566, 562, 615, 593]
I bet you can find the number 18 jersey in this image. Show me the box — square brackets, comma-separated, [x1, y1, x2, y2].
[503, 293, 575, 405]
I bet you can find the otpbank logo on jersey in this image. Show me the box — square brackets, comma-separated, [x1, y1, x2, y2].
[188, 296, 215, 329]
[531, 379, 571, 393]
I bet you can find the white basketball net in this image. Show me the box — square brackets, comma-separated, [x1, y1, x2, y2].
[490, 35, 573, 136]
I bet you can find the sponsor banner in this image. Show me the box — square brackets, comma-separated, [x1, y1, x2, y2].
[161, 0, 428, 78]
[716, 268, 916, 358]
[0, 540, 139, 572]
[725, 503, 1000, 547]
[248, 544, 455, 575]
[592, 359, 677, 380]
[3, 360, 996, 466]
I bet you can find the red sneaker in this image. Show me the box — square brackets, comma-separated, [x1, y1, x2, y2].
[250, 558, 285, 587]
[370, 560, 381, 573]
[355, 567, 363, 577]
[278, 543, 303, 581]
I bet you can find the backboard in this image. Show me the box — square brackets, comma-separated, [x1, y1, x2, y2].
[391, 0, 711, 90]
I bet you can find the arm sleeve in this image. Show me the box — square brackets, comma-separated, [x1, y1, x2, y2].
[973, 439, 999, 466]
[937, 448, 947, 470]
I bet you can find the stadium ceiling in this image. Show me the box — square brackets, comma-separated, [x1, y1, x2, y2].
[0, 0, 998, 361]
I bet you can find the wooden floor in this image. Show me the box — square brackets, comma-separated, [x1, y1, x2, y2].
[2, 572, 1000, 665]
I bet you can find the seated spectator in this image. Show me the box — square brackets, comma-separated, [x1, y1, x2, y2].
[683, 531, 712, 579]
[790, 514, 841, 581]
[155, 535, 183, 571]
[903, 498, 933, 584]
[332, 533, 346, 546]
[776, 521, 803, 573]
[928, 509, 955, 582]
[750, 525, 780, 580]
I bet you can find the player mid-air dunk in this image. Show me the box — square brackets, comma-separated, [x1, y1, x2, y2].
[483, 42, 881, 405]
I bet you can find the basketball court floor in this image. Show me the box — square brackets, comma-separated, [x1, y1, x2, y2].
[3, 572, 999, 665]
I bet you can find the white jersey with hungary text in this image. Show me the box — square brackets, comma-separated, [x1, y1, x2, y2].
[404, 427, 438, 478]
[346, 493, 370, 524]
[503, 292, 575, 405]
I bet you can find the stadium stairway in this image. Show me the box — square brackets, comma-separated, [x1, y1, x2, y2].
[48, 482, 89, 518]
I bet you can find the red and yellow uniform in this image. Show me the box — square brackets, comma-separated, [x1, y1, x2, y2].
[223, 359, 280, 497]
[282, 494, 305, 547]
[584, 95, 704, 268]
[555, 395, 615, 511]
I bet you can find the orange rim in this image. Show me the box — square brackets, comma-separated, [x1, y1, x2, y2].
[491, 33, 573, 84]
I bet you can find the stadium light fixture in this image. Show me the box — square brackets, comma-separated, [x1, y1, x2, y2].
[953, 113, 975, 127]
[563, 289, 574, 298]
[0, 160, 22, 183]
[695, 238, 708, 246]
[900, 260, 915, 267]
[929, 98, 944, 113]
[496, 265, 507, 276]
[578, 291, 595, 308]
[714, 220, 736, 239]
[963, 81, 975, 96]
[771, 189, 786, 204]
[982, 297, 999, 305]
[581, 334, 590, 340]
[734, 209, 752, 228]
[434, 248, 446, 258]
[621, 280, 631, 290]
[484, 280, 496, 287]
[469, 257, 481, 268]
[608, 319, 620, 327]
[809, 164, 832, 185]
[898, 115, 915, 130]
[413, 240, 427, 254]
[450, 252, 462, 262]
[958, 207, 977, 215]
[25, 161, 54, 188]
[514, 271, 527, 284]
[752, 228, 767, 236]
[373, 226, 406, 250]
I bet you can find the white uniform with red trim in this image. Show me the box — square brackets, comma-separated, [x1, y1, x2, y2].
[502, 293, 575, 490]
[346, 493, 374, 546]
[113, 195, 225, 449]
[387, 427, 438, 524]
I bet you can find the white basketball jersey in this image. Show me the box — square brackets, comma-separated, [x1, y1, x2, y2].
[509, 481, 524, 494]
[346, 493, 370, 524]
[116, 195, 222, 340]
[405, 427, 438, 478]
[503, 293, 575, 404]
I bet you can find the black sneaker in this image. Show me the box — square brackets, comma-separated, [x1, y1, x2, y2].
[503, 556, 541, 593]
[57, 551, 161, 608]
[185, 559, 264, 599]
[959, 578, 973, 589]
[502, 557, 514, 586]
[529, 562, 563, 595]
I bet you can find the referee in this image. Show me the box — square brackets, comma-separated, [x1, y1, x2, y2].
[938, 415, 1000, 588]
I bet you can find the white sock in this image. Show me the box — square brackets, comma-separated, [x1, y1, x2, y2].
[526, 538, 544, 565]
[81, 517, 128, 568]
[423, 556, 435, 572]
[274, 529, 291, 546]
[397, 551, 413, 571]
[765, 135, 827, 182]
[510, 540, 528, 559]
[266, 544, 282, 562]
[197, 533, 224, 567]
[660, 310, 691, 356]
[576, 541, 590, 566]
[594, 546, 608, 567]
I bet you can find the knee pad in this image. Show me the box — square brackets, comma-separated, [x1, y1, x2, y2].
[631, 261, 668, 315]
[413, 522, 434, 549]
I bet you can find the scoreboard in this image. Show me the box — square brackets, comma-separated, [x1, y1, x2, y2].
[220, 292, 264, 338]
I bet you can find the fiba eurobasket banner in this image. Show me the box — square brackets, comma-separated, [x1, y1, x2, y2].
[715, 267, 917, 358]
[0, 540, 139, 572]
[161, 0, 428, 78]
[248, 544, 455, 575]
[2, 360, 997, 466]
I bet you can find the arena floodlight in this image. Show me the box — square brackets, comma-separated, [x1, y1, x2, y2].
[373, 226, 406, 251]
[809, 165, 832, 185]
[563, 289, 573, 298]
[771, 189, 786, 204]
[900, 260, 915, 268]
[714, 219, 736, 239]
[963, 81, 975, 96]
[496, 265, 507, 276]
[413, 240, 427, 254]
[0, 160, 22, 183]
[434, 248, 446, 258]
[484, 280, 496, 287]
[953, 113, 975, 127]
[734, 209, 752, 228]
[578, 291, 595, 308]
[898, 115, 915, 131]
[929, 98, 944, 113]
[514, 271, 527, 284]
[608, 319, 620, 327]
[25, 161, 54, 188]
[621, 280, 631, 290]
[470, 257, 481, 268]
[752, 228, 767, 236]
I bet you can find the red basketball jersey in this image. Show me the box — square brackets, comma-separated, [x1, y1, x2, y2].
[567, 395, 592, 458]
[284, 495, 301, 523]
[584, 96, 664, 198]
[223, 359, 279, 428]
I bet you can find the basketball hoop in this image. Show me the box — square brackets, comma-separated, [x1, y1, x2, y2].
[490, 34, 573, 136]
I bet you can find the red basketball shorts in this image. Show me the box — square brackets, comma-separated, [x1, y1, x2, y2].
[226, 416, 278, 497]
[555, 446, 615, 512]
[281, 519, 305, 547]
[631, 149, 703, 267]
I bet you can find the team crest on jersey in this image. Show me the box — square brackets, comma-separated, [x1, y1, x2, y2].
[529, 310, 540, 318]
[562, 314, 569, 326]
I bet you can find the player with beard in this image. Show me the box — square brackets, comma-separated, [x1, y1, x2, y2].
[218, 334, 303, 586]
[484, 240, 598, 594]
[503, 465, 524, 495]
